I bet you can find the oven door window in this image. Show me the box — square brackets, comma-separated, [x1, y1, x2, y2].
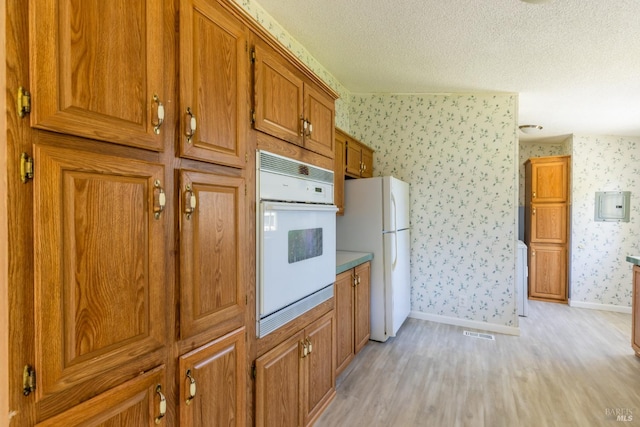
[288, 228, 323, 263]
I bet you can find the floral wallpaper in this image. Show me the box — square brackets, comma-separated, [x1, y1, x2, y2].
[231, 0, 351, 131]
[349, 93, 519, 327]
[570, 135, 640, 307]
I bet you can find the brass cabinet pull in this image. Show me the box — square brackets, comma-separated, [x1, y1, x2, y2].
[155, 385, 167, 424]
[185, 369, 197, 405]
[532, 250, 536, 256]
[357, 275, 361, 286]
[307, 121, 313, 137]
[184, 184, 197, 220]
[153, 180, 166, 220]
[352, 274, 357, 287]
[532, 207, 536, 215]
[532, 191, 536, 199]
[300, 117, 306, 136]
[301, 340, 308, 358]
[185, 107, 197, 143]
[152, 94, 165, 134]
[306, 338, 312, 354]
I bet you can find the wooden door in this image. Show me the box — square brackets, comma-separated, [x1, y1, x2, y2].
[633, 266, 640, 356]
[179, 169, 245, 340]
[345, 140, 362, 177]
[179, 327, 246, 427]
[334, 270, 354, 376]
[531, 159, 568, 202]
[30, 0, 166, 151]
[302, 311, 336, 427]
[253, 43, 304, 146]
[35, 367, 166, 426]
[334, 136, 345, 215]
[361, 145, 374, 178]
[530, 203, 567, 243]
[303, 84, 335, 158]
[354, 262, 371, 353]
[528, 244, 567, 301]
[179, 0, 248, 168]
[33, 143, 167, 420]
[255, 330, 305, 427]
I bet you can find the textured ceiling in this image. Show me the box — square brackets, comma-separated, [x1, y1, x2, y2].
[255, 0, 640, 141]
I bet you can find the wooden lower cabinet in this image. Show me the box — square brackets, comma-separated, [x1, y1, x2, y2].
[255, 311, 336, 427]
[633, 266, 640, 357]
[528, 244, 567, 302]
[35, 366, 167, 427]
[178, 327, 246, 427]
[335, 262, 370, 376]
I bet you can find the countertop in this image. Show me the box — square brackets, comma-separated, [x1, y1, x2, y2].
[336, 251, 373, 274]
[626, 256, 640, 266]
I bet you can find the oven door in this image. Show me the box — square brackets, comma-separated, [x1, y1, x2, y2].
[259, 201, 337, 319]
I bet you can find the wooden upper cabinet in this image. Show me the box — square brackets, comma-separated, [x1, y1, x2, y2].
[30, 0, 166, 151]
[253, 41, 335, 159]
[253, 42, 304, 146]
[344, 133, 373, 178]
[33, 142, 167, 420]
[179, 328, 246, 427]
[360, 145, 374, 178]
[179, 169, 245, 340]
[303, 84, 335, 158]
[529, 157, 569, 202]
[179, 0, 248, 168]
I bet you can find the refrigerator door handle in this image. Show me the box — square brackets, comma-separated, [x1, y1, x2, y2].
[393, 231, 398, 268]
[391, 193, 397, 232]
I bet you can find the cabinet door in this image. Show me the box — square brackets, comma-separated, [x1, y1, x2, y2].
[302, 312, 336, 427]
[303, 84, 335, 158]
[33, 143, 167, 420]
[30, 0, 165, 151]
[531, 159, 568, 202]
[253, 43, 304, 146]
[179, 169, 245, 340]
[35, 367, 167, 427]
[354, 262, 371, 353]
[255, 331, 305, 427]
[633, 267, 640, 356]
[345, 140, 362, 177]
[334, 137, 345, 215]
[179, 0, 247, 168]
[335, 270, 354, 375]
[179, 328, 246, 427]
[361, 145, 374, 178]
[530, 203, 567, 243]
[528, 244, 567, 301]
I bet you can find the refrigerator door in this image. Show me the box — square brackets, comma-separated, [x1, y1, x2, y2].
[383, 228, 411, 337]
[383, 177, 410, 232]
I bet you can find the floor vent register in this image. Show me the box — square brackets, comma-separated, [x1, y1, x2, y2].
[463, 330, 495, 341]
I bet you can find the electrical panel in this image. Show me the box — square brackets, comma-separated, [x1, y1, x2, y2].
[594, 191, 631, 222]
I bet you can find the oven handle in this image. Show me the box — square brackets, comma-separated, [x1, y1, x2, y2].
[262, 201, 338, 213]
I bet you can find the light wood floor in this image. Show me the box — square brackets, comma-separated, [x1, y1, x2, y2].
[316, 301, 640, 427]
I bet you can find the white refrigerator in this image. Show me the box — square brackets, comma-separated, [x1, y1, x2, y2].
[336, 176, 410, 342]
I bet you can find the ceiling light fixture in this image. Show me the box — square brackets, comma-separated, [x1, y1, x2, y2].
[519, 124, 544, 134]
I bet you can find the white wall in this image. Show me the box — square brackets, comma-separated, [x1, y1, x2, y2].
[570, 135, 640, 308]
[350, 94, 519, 328]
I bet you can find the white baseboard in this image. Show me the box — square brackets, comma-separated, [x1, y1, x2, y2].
[409, 311, 520, 336]
[568, 300, 632, 314]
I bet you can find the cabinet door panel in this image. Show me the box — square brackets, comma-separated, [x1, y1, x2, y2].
[531, 160, 568, 202]
[345, 140, 362, 177]
[179, 170, 245, 340]
[35, 367, 166, 427]
[34, 143, 166, 419]
[303, 84, 335, 158]
[179, 0, 247, 167]
[303, 312, 336, 426]
[255, 331, 304, 427]
[354, 262, 371, 353]
[179, 328, 246, 427]
[529, 244, 567, 301]
[334, 271, 354, 376]
[360, 145, 374, 178]
[30, 0, 164, 150]
[253, 44, 304, 146]
[530, 203, 567, 243]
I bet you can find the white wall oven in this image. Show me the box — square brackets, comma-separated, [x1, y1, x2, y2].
[257, 151, 337, 337]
